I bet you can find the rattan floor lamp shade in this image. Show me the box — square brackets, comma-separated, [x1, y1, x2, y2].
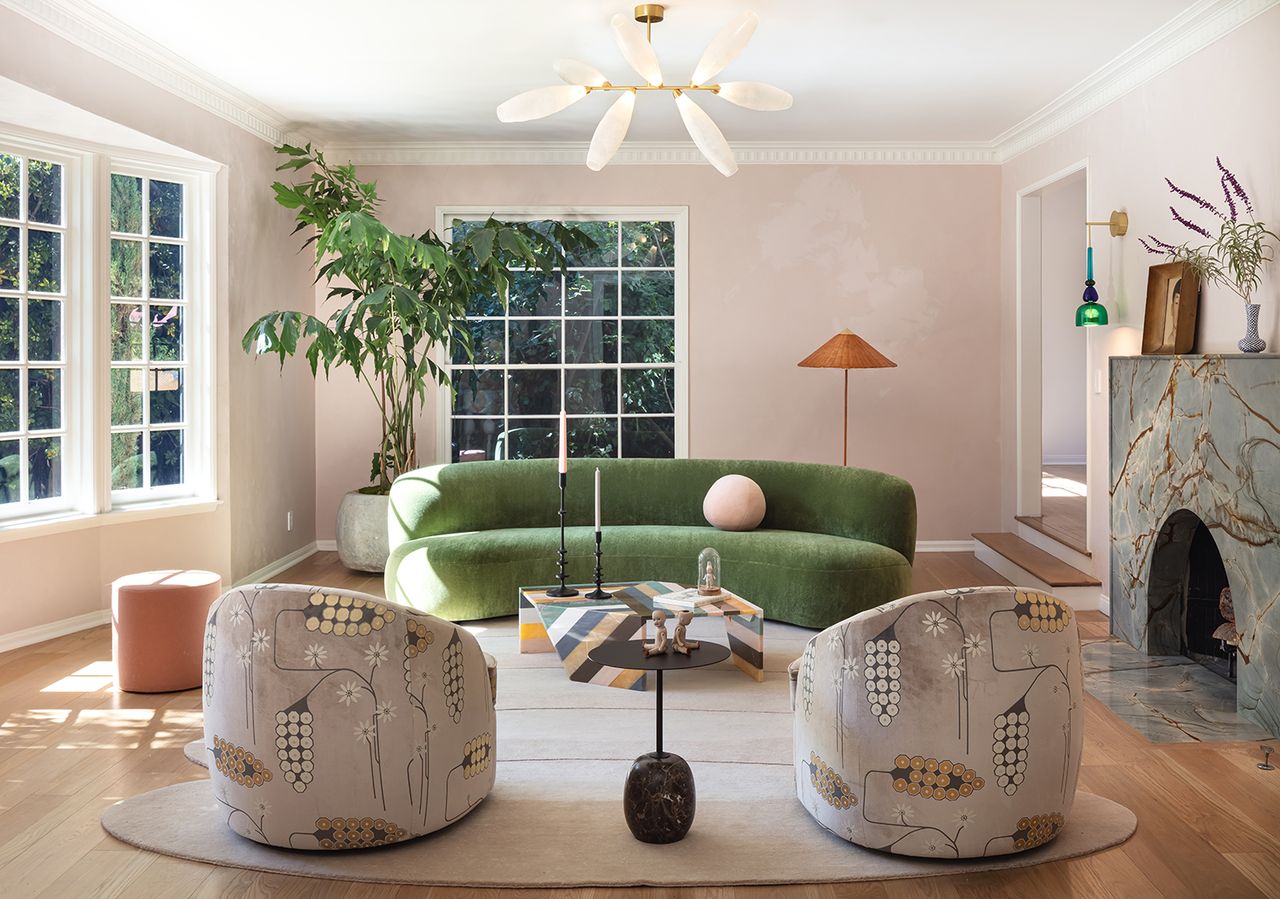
[798, 329, 896, 466]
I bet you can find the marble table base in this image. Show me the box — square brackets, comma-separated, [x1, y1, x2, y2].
[623, 751, 696, 843]
[1082, 639, 1274, 743]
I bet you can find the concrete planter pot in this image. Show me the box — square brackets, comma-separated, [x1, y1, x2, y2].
[336, 489, 390, 573]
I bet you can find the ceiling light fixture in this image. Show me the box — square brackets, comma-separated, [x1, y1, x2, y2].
[496, 4, 791, 177]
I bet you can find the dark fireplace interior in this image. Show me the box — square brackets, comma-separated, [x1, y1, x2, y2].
[1146, 509, 1234, 680]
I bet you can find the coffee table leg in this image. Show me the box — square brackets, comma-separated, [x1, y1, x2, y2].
[623, 667, 695, 843]
[727, 612, 766, 682]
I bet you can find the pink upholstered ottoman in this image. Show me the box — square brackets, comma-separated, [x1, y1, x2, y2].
[111, 570, 222, 692]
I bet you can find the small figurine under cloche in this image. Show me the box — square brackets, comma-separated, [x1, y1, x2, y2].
[696, 547, 721, 596]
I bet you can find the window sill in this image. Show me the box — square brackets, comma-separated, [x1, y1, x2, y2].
[0, 497, 222, 545]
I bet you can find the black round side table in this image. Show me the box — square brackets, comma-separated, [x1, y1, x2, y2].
[588, 637, 731, 844]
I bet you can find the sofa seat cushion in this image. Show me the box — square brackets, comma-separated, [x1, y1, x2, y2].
[386, 525, 911, 629]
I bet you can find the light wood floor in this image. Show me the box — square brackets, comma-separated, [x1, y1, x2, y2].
[1019, 466, 1089, 555]
[2, 551, 1277, 898]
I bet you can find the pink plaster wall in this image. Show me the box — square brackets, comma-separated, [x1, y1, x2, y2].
[998, 7, 1280, 592]
[0, 9, 317, 637]
[313, 164, 1004, 542]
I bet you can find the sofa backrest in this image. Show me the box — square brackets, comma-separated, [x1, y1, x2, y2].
[389, 458, 916, 563]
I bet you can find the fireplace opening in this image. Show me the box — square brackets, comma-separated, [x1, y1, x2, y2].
[1146, 509, 1235, 680]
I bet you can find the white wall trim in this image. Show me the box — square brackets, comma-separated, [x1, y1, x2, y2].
[992, 0, 1280, 161]
[1098, 593, 1111, 617]
[234, 541, 319, 587]
[915, 540, 977, 553]
[0, 608, 111, 654]
[0, 0, 297, 146]
[316, 539, 338, 552]
[326, 141, 1001, 167]
[1042, 455, 1087, 466]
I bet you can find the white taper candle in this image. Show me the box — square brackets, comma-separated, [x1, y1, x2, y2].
[558, 409, 568, 474]
[594, 467, 601, 532]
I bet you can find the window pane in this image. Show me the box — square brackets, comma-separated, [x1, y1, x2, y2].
[27, 368, 60, 430]
[0, 226, 17, 290]
[111, 368, 143, 426]
[569, 416, 617, 458]
[507, 369, 559, 415]
[149, 180, 183, 238]
[622, 319, 675, 363]
[566, 369, 617, 415]
[566, 220, 618, 267]
[451, 319, 503, 366]
[149, 368, 183, 424]
[508, 319, 560, 365]
[622, 416, 675, 458]
[27, 229, 61, 293]
[111, 431, 143, 489]
[151, 429, 184, 486]
[621, 271, 674, 316]
[565, 272, 617, 316]
[509, 272, 560, 316]
[451, 418, 501, 463]
[466, 289, 503, 317]
[621, 220, 675, 267]
[28, 436, 61, 499]
[0, 369, 16, 431]
[0, 155, 18, 220]
[0, 297, 17, 360]
[564, 320, 617, 364]
[498, 418, 556, 460]
[149, 243, 182, 299]
[150, 305, 183, 361]
[111, 174, 143, 233]
[27, 299, 61, 361]
[111, 239, 142, 297]
[623, 368, 675, 414]
[452, 369, 503, 416]
[0, 439, 17, 504]
[448, 218, 482, 242]
[26, 160, 62, 226]
[111, 304, 144, 361]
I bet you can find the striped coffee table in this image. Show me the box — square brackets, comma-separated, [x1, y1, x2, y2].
[518, 580, 765, 690]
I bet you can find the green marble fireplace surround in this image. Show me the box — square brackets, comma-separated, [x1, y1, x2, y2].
[1110, 355, 1280, 737]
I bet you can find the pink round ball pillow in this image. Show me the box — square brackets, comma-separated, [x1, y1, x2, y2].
[703, 474, 767, 531]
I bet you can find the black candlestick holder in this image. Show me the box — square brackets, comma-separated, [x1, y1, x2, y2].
[586, 530, 612, 599]
[546, 471, 579, 598]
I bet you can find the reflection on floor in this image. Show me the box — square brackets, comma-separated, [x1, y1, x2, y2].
[1019, 464, 1088, 553]
[1082, 637, 1273, 743]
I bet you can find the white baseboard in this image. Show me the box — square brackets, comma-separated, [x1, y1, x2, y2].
[1042, 455, 1087, 466]
[315, 539, 337, 552]
[0, 608, 112, 655]
[1098, 593, 1111, 616]
[234, 541, 320, 587]
[916, 540, 976, 553]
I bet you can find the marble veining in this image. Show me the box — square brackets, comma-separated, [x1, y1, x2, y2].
[1110, 355, 1280, 737]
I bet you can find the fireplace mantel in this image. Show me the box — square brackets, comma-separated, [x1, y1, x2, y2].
[1110, 354, 1280, 736]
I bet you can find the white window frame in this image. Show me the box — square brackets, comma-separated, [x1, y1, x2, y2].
[434, 206, 689, 464]
[0, 125, 218, 534]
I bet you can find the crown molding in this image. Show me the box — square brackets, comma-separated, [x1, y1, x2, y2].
[992, 0, 1279, 161]
[320, 141, 1002, 167]
[0, 0, 298, 146]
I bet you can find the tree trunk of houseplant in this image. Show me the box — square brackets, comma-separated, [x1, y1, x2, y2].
[336, 489, 391, 573]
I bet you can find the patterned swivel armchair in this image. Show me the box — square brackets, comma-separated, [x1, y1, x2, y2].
[789, 586, 1083, 858]
[201, 584, 496, 850]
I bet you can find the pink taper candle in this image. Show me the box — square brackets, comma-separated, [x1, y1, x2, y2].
[558, 409, 568, 475]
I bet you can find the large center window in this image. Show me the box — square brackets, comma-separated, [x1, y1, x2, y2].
[441, 211, 687, 463]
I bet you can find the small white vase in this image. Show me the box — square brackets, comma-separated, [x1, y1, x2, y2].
[1238, 303, 1266, 353]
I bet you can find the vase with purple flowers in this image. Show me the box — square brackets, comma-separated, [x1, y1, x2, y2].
[1141, 158, 1276, 354]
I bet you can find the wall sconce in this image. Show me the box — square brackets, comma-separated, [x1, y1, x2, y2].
[1076, 210, 1128, 327]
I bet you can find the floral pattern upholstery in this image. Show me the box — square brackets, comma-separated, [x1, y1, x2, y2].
[790, 587, 1083, 858]
[201, 584, 496, 850]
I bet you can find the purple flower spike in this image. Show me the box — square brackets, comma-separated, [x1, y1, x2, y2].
[1170, 205, 1213, 240]
[1216, 157, 1253, 215]
[1165, 177, 1226, 220]
[1220, 175, 1238, 221]
[1140, 235, 1176, 255]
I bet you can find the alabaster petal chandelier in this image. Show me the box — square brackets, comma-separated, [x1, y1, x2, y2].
[496, 4, 792, 177]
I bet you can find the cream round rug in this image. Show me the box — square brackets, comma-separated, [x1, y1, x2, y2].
[104, 618, 1136, 887]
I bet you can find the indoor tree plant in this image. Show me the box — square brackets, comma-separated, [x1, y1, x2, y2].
[1140, 158, 1277, 352]
[245, 144, 592, 571]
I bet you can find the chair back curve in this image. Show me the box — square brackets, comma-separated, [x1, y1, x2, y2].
[792, 586, 1084, 858]
[201, 583, 496, 849]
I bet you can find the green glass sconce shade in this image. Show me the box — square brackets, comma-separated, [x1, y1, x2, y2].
[1075, 245, 1109, 327]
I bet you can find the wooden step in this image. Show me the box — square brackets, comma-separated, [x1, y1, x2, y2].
[1015, 514, 1091, 557]
[971, 532, 1101, 587]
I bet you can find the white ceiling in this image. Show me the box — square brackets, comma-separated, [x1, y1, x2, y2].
[83, 0, 1202, 144]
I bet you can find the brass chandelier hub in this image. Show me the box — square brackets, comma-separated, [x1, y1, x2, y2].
[634, 4, 665, 25]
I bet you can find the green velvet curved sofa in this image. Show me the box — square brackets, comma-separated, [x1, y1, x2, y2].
[385, 458, 916, 629]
